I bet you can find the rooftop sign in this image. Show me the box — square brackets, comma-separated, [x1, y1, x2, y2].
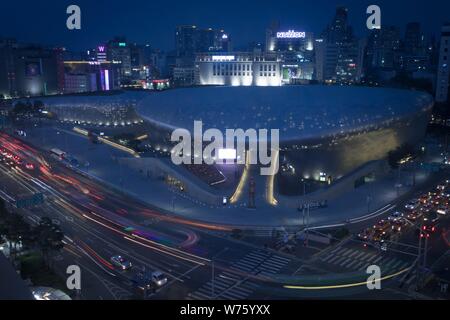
[276, 30, 306, 39]
[212, 55, 235, 61]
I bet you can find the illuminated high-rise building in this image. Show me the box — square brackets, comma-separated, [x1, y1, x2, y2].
[436, 23, 450, 103]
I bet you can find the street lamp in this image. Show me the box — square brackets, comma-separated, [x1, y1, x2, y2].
[403, 218, 430, 288]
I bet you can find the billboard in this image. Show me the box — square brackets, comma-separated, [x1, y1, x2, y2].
[282, 65, 301, 82]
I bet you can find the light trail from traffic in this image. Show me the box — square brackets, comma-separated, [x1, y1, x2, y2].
[283, 267, 411, 290]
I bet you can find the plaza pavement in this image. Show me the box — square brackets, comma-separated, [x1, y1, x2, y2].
[17, 125, 443, 229]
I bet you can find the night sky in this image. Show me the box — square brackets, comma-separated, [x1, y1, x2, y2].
[1, 0, 448, 51]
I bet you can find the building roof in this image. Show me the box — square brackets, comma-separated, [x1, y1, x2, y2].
[14, 91, 148, 110]
[135, 85, 433, 141]
[18, 86, 433, 142]
[0, 253, 33, 300]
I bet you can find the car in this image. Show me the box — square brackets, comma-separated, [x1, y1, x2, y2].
[419, 195, 430, 204]
[131, 271, 154, 292]
[25, 163, 35, 170]
[380, 241, 388, 252]
[431, 196, 442, 206]
[357, 229, 372, 241]
[110, 255, 132, 270]
[421, 224, 437, 234]
[442, 191, 450, 198]
[372, 229, 390, 242]
[424, 211, 440, 223]
[428, 191, 439, 200]
[373, 220, 391, 232]
[406, 210, 421, 221]
[420, 204, 433, 213]
[151, 271, 168, 287]
[436, 207, 448, 216]
[391, 219, 406, 232]
[405, 200, 419, 211]
[388, 211, 404, 222]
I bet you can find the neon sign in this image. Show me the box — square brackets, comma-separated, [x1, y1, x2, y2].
[276, 30, 306, 39]
[212, 55, 235, 61]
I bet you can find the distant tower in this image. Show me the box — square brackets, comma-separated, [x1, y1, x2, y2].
[265, 20, 280, 52]
[404, 22, 424, 55]
[436, 23, 450, 103]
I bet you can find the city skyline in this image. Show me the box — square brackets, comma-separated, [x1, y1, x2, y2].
[2, 0, 450, 52]
[1, 0, 449, 305]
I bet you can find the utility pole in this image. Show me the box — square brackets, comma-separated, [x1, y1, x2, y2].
[403, 218, 424, 289]
[300, 179, 306, 228]
[305, 203, 310, 247]
[416, 229, 423, 283]
[211, 260, 215, 300]
[303, 206, 306, 226]
[423, 235, 429, 272]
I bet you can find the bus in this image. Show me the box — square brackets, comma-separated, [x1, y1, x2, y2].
[50, 148, 66, 160]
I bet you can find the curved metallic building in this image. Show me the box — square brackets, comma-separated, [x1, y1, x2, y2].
[18, 86, 433, 184]
[15, 92, 146, 127]
[135, 86, 434, 181]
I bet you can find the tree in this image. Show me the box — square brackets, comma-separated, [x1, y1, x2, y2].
[0, 199, 10, 239]
[0, 200, 34, 260]
[34, 217, 64, 268]
[7, 213, 34, 259]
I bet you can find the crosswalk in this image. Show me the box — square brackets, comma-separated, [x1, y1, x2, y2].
[100, 278, 133, 300]
[187, 250, 291, 300]
[319, 246, 411, 273]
